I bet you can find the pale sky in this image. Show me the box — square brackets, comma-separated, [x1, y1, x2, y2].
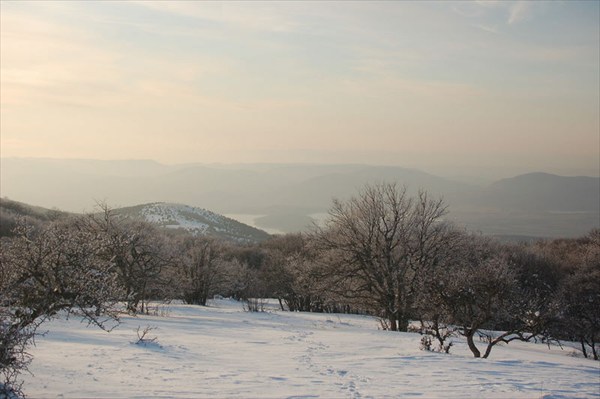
[1, 1, 599, 177]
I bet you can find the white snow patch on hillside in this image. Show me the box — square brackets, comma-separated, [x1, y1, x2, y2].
[140, 203, 220, 234]
[23, 300, 600, 398]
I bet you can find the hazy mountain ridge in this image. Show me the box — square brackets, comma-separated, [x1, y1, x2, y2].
[1, 158, 598, 238]
[483, 172, 600, 212]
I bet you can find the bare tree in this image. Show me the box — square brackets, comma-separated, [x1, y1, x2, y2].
[259, 234, 329, 312]
[312, 183, 455, 331]
[177, 237, 228, 306]
[223, 258, 268, 310]
[279, 251, 326, 312]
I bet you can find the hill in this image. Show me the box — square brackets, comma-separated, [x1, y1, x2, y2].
[0, 198, 270, 243]
[0, 198, 71, 237]
[112, 202, 271, 243]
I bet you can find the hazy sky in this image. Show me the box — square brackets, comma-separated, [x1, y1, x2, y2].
[1, 1, 598, 177]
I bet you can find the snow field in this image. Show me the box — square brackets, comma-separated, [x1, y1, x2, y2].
[23, 299, 600, 398]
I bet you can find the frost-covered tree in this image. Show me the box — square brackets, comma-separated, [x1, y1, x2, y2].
[425, 236, 558, 358]
[560, 261, 600, 360]
[0, 219, 122, 396]
[546, 230, 600, 360]
[83, 206, 172, 314]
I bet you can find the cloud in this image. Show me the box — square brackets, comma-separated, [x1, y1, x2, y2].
[452, 1, 533, 29]
[0, 12, 123, 108]
[473, 23, 501, 34]
[133, 1, 299, 33]
[508, 1, 532, 25]
[452, 2, 485, 18]
[0, 9, 240, 110]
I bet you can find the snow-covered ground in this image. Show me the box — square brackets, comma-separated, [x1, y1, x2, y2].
[23, 299, 599, 398]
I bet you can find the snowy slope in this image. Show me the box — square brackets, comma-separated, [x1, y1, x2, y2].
[114, 203, 271, 243]
[23, 300, 599, 398]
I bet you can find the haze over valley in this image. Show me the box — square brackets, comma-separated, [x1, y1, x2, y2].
[2, 157, 598, 239]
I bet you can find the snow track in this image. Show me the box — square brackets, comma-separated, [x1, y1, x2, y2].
[289, 329, 366, 399]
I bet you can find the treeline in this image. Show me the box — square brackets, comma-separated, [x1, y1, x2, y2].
[1, 185, 598, 395]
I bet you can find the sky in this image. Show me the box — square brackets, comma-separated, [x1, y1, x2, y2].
[1, 1, 599, 178]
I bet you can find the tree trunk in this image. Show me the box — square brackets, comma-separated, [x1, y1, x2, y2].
[430, 318, 447, 350]
[392, 290, 408, 332]
[397, 313, 409, 332]
[388, 315, 398, 331]
[581, 337, 588, 359]
[466, 330, 481, 358]
[483, 342, 494, 359]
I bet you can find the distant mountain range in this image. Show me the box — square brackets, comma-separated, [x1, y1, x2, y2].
[480, 172, 599, 212]
[1, 158, 598, 238]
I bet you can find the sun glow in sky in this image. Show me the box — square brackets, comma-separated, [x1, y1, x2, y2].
[1, 1, 598, 177]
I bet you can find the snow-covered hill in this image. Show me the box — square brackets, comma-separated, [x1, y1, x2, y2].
[114, 202, 271, 243]
[22, 300, 600, 398]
